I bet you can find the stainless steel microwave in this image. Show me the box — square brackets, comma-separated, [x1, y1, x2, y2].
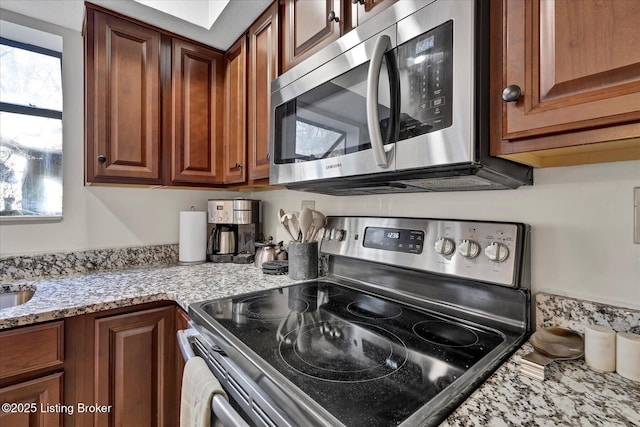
[269, 0, 532, 195]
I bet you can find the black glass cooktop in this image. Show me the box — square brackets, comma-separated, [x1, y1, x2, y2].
[200, 281, 504, 426]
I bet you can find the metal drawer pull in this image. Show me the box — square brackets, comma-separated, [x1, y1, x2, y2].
[177, 329, 250, 427]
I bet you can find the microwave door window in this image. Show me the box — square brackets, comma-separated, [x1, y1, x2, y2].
[273, 59, 394, 166]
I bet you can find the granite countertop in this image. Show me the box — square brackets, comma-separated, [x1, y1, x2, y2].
[0, 262, 299, 330]
[1, 262, 638, 426]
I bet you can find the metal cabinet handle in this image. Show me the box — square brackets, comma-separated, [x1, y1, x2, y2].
[502, 85, 522, 102]
[367, 34, 394, 167]
[328, 10, 340, 22]
[235, 163, 243, 169]
[266, 153, 270, 161]
[97, 155, 107, 164]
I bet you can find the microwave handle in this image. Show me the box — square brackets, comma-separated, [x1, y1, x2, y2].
[367, 34, 394, 167]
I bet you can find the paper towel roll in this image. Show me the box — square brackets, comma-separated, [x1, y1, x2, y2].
[179, 211, 207, 264]
[616, 332, 640, 382]
[584, 324, 616, 372]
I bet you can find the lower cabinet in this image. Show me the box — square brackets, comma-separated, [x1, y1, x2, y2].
[0, 321, 64, 427]
[65, 302, 180, 427]
[0, 373, 63, 427]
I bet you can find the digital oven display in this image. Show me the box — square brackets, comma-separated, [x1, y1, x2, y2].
[363, 227, 424, 254]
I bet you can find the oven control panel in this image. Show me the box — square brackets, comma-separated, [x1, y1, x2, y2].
[321, 217, 529, 288]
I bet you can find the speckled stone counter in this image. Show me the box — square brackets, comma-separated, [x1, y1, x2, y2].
[443, 293, 640, 426]
[0, 262, 299, 330]
[442, 342, 640, 426]
[2, 248, 639, 425]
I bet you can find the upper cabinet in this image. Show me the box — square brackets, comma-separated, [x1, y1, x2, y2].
[281, 0, 342, 73]
[222, 38, 248, 184]
[248, 3, 279, 182]
[84, 6, 225, 187]
[280, 0, 397, 73]
[170, 38, 224, 185]
[349, 0, 397, 27]
[85, 10, 162, 184]
[491, 0, 640, 167]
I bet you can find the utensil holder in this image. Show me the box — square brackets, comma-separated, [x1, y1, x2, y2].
[288, 241, 318, 280]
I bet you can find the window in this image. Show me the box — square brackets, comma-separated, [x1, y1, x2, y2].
[0, 30, 63, 218]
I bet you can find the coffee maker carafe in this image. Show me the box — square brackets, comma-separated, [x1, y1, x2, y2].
[209, 225, 236, 255]
[207, 199, 261, 263]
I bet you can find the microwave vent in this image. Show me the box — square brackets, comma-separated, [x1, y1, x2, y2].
[398, 176, 500, 191]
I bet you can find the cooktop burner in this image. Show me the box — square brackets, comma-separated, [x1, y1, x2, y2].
[279, 319, 408, 382]
[200, 281, 505, 426]
[413, 320, 479, 347]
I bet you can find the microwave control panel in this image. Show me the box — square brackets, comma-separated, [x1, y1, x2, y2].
[397, 20, 453, 141]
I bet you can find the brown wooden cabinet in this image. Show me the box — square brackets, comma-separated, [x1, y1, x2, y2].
[170, 38, 225, 185]
[248, 2, 279, 182]
[85, 9, 162, 184]
[223, 38, 248, 184]
[0, 374, 63, 427]
[281, 0, 343, 73]
[349, 0, 396, 27]
[65, 302, 179, 427]
[93, 306, 174, 426]
[85, 6, 227, 187]
[0, 322, 64, 427]
[491, 0, 640, 167]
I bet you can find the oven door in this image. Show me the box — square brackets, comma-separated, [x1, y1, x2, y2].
[178, 324, 300, 427]
[177, 327, 251, 427]
[269, 26, 399, 186]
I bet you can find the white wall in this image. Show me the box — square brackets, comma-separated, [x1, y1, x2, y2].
[1, 10, 639, 311]
[257, 160, 640, 310]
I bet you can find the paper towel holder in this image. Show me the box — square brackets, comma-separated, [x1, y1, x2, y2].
[178, 207, 207, 266]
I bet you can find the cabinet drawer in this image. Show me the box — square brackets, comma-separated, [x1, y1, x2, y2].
[0, 322, 64, 379]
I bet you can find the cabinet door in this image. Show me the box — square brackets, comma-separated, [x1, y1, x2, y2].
[85, 9, 162, 184]
[494, 0, 640, 160]
[170, 38, 225, 185]
[222, 38, 248, 184]
[94, 306, 175, 427]
[248, 3, 279, 182]
[0, 373, 63, 427]
[281, 0, 342, 72]
[351, 0, 396, 27]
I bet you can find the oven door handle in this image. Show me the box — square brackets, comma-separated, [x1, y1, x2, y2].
[177, 328, 250, 427]
[367, 34, 394, 167]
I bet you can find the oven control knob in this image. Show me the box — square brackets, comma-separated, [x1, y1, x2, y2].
[484, 242, 509, 262]
[334, 229, 346, 241]
[434, 237, 455, 256]
[458, 239, 480, 258]
[322, 228, 332, 240]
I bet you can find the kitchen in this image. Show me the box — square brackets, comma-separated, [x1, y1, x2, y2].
[0, 0, 639, 426]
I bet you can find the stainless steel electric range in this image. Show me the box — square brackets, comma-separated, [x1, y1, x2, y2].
[184, 216, 531, 426]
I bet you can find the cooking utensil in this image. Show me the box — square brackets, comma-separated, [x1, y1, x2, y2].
[309, 210, 326, 241]
[520, 326, 584, 381]
[279, 213, 298, 242]
[298, 207, 313, 242]
[285, 212, 301, 240]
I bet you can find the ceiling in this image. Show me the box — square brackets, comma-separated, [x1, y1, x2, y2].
[0, 0, 272, 51]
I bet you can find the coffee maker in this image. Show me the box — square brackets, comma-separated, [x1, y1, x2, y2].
[207, 199, 261, 263]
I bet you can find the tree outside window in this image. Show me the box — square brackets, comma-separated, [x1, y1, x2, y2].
[0, 36, 63, 217]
